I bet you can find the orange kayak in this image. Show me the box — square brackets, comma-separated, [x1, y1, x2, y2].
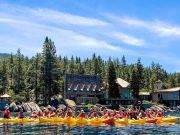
[103, 118, 115, 126]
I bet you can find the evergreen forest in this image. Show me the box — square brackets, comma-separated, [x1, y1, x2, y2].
[0, 37, 180, 105]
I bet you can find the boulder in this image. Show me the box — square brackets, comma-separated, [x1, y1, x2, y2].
[9, 102, 18, 112]
[65, 99, 76, 107]
[22, 102, 41, 112]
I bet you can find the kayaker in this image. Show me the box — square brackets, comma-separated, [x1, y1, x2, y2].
[111, 110, 117, 117]
[43, 108, 50, 117]
[156, 110, 164, 117]
[102, 110, 111, 119]
[78, 110, 87, 118]
[18, 108, 24, 119]
[123, 110, 128, 118]
[145, 109, 153, 119]
[101, 109, 107, 116]
[129, 109, 137, 119]
[89, 110, 99, 118]
[138, 110, 146, 119]
[65, 108, 74, 117]
[88, 108, 94, 118]
[58, 109, 65, 118]
[115, 110, 124, 119]
[3, 107, 11, 119]
[30, 111, 37, 118]
[49, 108, 56, 117]
[37, 111, 43, 118]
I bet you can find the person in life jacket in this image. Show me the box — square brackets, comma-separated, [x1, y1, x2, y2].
[78, 109, 87, 118]
[3, 107, 11, 119]
[65, 107, 74, 117]
[101, 109, 107, 116]
[89, 110, 99, 119]
[110, 110, 116, 118]
[103, 111, 111, 119]
[18, 108, 24, 119]
[115, 110, 124, 119]
[36, 111, 43, 118]
[49, 107, 56, 117]
[43, 108, 50, 117]
[57, 109, 65, 118]
[156, 110, 164, 117]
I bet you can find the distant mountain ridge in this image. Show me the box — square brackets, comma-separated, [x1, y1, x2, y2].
[0, 53, 11, 60]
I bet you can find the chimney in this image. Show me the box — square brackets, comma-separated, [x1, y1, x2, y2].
[154, 80, 163, 92]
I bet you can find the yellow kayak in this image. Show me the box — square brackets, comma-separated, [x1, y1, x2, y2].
[158, 117, 178, 123]
[128, 119, 146, 124]
[63, 117, 76, 124]
[54, 117, 64, 123]
[76, 118, 88, 125]
[115, 118, 128, 124]
[0, 118, 39, 123]
[88, 118, 103, 124]
[0, 118, 21, 123]
[39, 117, 54, 123]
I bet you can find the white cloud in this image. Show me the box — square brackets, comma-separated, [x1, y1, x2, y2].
[0, 16, 127, 56]
[0, 3, 108, 27]
[111, 32, 145, 46]
[108, 15, 180, 37]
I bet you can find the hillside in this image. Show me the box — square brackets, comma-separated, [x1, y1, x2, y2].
[0, 53, 11, 60]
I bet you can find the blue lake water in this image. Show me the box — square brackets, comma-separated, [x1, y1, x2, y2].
[0, 122, 180, 135]
[0, 112, 179, 135]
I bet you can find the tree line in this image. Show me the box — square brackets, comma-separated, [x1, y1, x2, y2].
[0, 37, 180, 105]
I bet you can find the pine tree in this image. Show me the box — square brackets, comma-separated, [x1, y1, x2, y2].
[14, 49, 25, 94]
[108, 60, 119, 98]
[1, 60, 8, 94]
[42, 37, 59, 105]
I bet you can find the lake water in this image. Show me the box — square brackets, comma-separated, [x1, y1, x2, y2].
[0, 112, 179, 135]
[0, 122, 180, 135]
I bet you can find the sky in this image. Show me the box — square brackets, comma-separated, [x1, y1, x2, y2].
[0, 0, 180, 72]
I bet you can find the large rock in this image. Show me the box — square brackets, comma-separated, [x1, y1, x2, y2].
[65, 99, 76, 107]
[9, 102, 18, 112]
[22, 102, 41, 112]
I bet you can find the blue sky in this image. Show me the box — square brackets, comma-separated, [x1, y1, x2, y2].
[0, 0, 180, 72]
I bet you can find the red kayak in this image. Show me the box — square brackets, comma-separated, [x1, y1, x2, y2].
[103, 118, 115, 126]
[145, 119, 158, 124]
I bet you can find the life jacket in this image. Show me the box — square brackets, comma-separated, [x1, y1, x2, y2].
[37, 112, 43, 117]
[131, 111, 136, 117]
[90, 112, 98, 118]
[111, 112, 116, 117]
[123, 112, 128, 118]
[18, 111, 24, 118]
[67, 111, 73, 117]
[79, 113, 86, 118]
[103, 113, 110, 119]
[142, 112, 146, 118]
[115, 114, 123, 119]
[157, 112, 163, 117]
[60, 112, 65, 118]
[50, 112, 56, 117]
[146, 113, 151, 118]
[44, 112, 49, 117]
[3, 110, 10, 118]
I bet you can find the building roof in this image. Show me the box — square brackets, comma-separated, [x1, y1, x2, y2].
[139, 92, 150, 95]
[116, 78, 130, 88]
[156, 87, 180, 93]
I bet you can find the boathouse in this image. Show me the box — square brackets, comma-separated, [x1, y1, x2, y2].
[64, 73, 102, 104]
